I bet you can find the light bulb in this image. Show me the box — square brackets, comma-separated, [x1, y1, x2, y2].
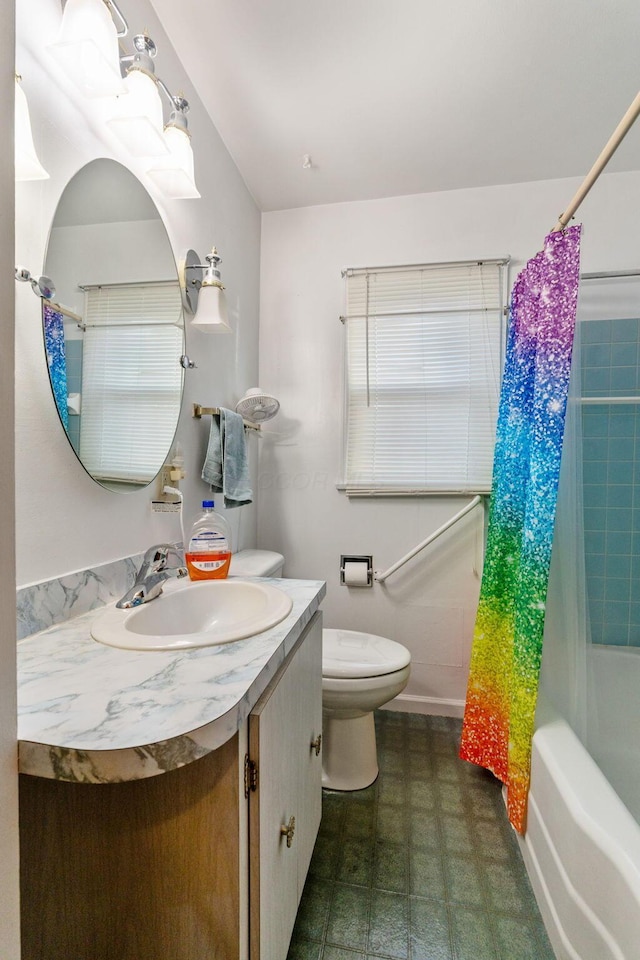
[106, 68, 168, 157]
[191, 284, 231, 333]
[15, 79, 49, 181]
[147, 124, 200, 199]
[47, 0, 126, 99]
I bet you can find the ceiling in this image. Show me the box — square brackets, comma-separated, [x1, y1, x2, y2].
[150, 0, 640, 212]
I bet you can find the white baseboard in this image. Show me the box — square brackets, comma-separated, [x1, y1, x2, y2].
[380, 692, 465, 718]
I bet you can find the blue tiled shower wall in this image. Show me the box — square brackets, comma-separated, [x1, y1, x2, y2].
[582, 317, 640, 646]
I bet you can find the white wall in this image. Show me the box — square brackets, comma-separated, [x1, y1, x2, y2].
[259, 170, 640, 714]
[2, 5, 20, 955]
[48, 218, 177, 322]
[15, 0, 262, 587]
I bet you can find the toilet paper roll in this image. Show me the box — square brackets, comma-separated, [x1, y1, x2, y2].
[343, 560, 370, 586]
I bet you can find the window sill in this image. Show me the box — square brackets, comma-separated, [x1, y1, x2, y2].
[336, 483, 491, 497]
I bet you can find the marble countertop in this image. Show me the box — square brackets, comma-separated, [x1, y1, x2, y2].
[17, 577, 325, 784]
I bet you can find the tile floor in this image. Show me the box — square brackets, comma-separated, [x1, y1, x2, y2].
[287, 710, 556, 960]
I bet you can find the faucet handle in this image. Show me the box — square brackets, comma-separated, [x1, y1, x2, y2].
[142, 543, 180, 564]
[116, 545, 187, 608]
[139, 544, 186, 577]
[143, 543, 170, 561]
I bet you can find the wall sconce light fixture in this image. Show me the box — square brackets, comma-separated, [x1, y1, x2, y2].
[106, 34, 168, 158]
[15, 76, 49, 181]
[181, 248, 231, 333]
[47, 0, 128, 99]
[45, 4, 200, 199]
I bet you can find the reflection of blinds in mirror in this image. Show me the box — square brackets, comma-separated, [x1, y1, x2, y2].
[80, 282, 183, 484]
[81, 280, 184, 327]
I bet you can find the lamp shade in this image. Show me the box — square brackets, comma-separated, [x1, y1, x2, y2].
[191, 283, 231, 333]
[147, 124, 200, 199]
[106, 68, 168, 157]
[47, 0, 126, 98]
[15, 79, 49, 181]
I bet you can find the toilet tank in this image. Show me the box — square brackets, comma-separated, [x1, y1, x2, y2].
[229, 549, 285, 578]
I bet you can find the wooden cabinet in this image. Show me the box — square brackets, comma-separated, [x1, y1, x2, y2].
[20, 730, 242, 960]
[249, 610, 323, 960]
[19, 611, 323, 960]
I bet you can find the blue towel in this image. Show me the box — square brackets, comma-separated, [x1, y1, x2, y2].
[201, 408, 252, 507]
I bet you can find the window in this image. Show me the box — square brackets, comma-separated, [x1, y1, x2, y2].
[342, 259, 507, 495]
[80, 281, 183, 485]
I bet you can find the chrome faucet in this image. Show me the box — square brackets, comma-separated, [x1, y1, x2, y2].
[116, 544, 188, 608]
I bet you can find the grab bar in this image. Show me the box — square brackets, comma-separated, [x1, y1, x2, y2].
[374, 495, 483, 583]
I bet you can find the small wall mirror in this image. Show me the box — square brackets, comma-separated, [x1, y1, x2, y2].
[43, 158, 185, 493]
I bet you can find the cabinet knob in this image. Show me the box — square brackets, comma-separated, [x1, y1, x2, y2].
[310, 733, 322, 757]
[280, 815, 296, 848]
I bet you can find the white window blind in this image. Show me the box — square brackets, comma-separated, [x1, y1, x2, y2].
[343, 260, 506, 495]
[80, 282, 184, 484]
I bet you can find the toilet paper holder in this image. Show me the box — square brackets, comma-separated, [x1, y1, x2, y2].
[340, 555, 373, 587]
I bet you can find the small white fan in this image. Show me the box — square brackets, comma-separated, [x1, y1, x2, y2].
[236, 387, 280, 423]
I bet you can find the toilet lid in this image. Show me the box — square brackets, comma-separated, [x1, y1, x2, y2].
[322, 628, 411, 679]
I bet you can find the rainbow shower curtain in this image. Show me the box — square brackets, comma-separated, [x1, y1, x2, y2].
[43, 302, 69, 431]
[460, 225, 581, 833]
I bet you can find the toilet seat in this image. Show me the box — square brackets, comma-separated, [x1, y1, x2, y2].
[322, 628, 411, 679]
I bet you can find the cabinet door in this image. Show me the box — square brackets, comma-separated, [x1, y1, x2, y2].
[249, 612, 323, 960]
[292, 616, 322, 897]
[20, 735, 241, 960]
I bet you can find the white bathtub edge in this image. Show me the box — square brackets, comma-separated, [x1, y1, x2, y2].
[519, 791, 626, 960]
[516, 809, 584, 960]
[520, 704, 640, 960]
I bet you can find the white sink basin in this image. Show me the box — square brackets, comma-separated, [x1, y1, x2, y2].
[91, 578, 293, 651]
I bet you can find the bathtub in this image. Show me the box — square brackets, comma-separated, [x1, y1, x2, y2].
[517, 647, 640, 960]
[587, 646, 640, 825]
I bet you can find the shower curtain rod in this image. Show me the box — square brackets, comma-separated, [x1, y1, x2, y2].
[551, 89, 640, 233]
[581, 269, 640, 280]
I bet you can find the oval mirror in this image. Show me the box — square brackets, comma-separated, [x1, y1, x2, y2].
[42, 158, 184, 493]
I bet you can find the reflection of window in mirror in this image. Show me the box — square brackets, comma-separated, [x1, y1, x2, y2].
[79, 281, 183, 489]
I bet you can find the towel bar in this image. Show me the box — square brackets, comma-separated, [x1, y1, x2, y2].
[192, 403, 261, 431]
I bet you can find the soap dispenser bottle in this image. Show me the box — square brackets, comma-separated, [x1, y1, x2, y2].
[185, 500, 232, 580]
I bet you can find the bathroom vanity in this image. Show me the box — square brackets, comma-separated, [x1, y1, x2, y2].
[17, 578, 325, 960]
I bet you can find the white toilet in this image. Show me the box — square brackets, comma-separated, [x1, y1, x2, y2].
[229, 551, 411, 792]
[321, 628, 411, 791]
[229, 548, 286, 579]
